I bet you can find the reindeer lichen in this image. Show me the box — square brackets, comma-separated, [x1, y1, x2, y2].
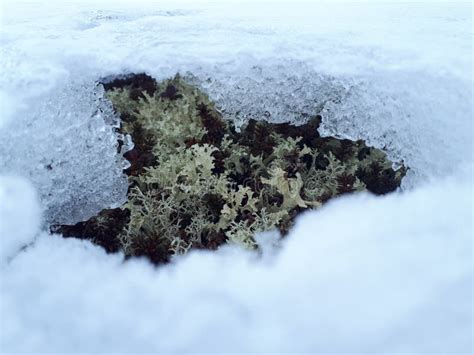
[57, 73, 406, 265]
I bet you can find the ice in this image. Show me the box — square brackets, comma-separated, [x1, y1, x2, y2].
[1, 2, 470, 219]
[317, 70, 472, 186]
[0, 78, 129, 224]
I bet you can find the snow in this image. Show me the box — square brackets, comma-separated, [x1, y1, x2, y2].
[0, 176, 41, 264]
[0, 0, 472, 353]
[1, 171, 471, 353]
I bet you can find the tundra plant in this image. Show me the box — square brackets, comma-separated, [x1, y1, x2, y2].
[58, 74, 406, 265]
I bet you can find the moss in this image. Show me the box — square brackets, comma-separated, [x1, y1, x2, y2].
[55, 73, 407, 265]
[56, 208, 130, 253]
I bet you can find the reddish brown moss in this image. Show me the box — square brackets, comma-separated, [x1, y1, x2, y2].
[55, 73, 407, 266]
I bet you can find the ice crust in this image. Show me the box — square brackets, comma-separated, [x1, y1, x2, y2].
[1, 1, 472, 225]
[0, 2, 472, 223]
[0, 78, 130, 224]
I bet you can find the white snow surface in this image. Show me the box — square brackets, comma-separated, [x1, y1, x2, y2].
[0, 176, 40, 265]
[1, 171, 472, 353]
[0, 0, 472, 353]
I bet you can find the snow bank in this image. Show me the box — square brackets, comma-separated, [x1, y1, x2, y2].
[0, 0, 472, 353]
[1, 171, 471, 352]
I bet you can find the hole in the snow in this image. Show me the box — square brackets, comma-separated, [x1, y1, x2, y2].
[54, 73, 407, 266]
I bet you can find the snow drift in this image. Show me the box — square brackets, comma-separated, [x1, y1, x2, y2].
[1, 171, 472, 353]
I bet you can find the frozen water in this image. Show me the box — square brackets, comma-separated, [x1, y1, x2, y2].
[0, 78, 129, 224]
[188, 64, 471, 185]
[0, 2, 471, 226]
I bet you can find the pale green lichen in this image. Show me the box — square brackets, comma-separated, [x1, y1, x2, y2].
[57, 73, 406, 265]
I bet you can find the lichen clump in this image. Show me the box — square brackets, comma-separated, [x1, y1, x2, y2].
[58, 73, 406, 265]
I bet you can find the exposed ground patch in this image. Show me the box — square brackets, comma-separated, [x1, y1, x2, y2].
[56, 73, 406, 265]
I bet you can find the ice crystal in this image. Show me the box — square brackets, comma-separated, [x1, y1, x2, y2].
[0, 80, 130, 225]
